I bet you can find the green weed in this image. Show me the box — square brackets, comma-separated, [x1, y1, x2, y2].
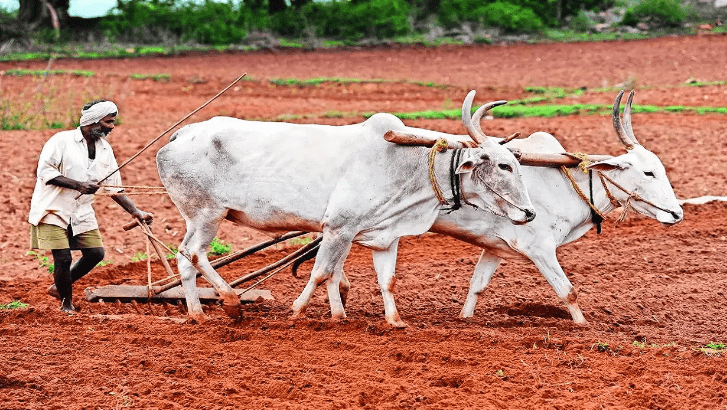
[288, 237, 313, 246]
[695, 342, 725, 356]
[25, 250, 54, 274]
[166, 243, 179, 260]
[3, 68, 95, 77]
[0, 300, 29, 310]
[208, 237, 232, 256]
[129, 73, 171, 83]
[130, 252, 148, 262]
[96, 259, 114, 267]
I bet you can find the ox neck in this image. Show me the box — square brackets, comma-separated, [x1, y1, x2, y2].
[430, 148, 462, 211]
[568, 168, 619, 227]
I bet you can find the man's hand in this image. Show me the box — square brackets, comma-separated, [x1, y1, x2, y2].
[76, 181, 100, 195]
[132, 210, 154, 225]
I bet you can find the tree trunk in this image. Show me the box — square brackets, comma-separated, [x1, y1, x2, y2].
[291, 0, 311, 9]
[268, 0, 287, 14]
[17, 0, 68, 31]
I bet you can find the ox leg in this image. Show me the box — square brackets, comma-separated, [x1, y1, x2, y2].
[527, 246, 587, 325]
[372, 238, 407, 328]
[291, 231, 353, 320]
[177, 234, 204, 322]
[178, 216, 243, 320]
[460, 250, 502, 318]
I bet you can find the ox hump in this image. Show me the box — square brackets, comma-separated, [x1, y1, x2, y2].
[506, 131, 565, 154]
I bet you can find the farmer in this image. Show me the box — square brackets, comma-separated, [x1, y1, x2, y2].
[28, 100, 153, 313]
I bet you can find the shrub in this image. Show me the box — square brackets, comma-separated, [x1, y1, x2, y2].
[436, 0, 488, 29]
[482, 2, 544, 33]
[625, 0, 694, 27]
[101, 0, 250, 45]
[301, 0, 410, 40]
[172, 1, 248, 45]
[570, 10, 594, 32]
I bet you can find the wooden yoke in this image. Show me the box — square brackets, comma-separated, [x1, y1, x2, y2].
[384, 130, 477, 149]
[385, 130, 612, 168]
[512, 150, 613, 167]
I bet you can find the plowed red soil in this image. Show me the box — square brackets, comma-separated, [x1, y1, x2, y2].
[1, 34, 726, 409]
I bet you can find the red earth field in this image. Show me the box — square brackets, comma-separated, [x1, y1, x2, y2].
[1, 34, 726, 409]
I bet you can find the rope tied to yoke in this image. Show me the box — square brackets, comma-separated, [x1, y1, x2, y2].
[560, 166, 606, 221]
[563, 152, 593, 173]
[428, 138, 450, 205]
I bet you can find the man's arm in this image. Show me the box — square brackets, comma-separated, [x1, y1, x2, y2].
[110, 194, 154, 223]
[47, 176, 100, 195]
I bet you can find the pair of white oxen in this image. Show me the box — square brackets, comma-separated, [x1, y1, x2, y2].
[156, 90, 683, 327]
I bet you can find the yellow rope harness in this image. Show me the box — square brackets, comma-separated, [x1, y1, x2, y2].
[95, 185, 168, 196]
[560, 166, 606, 219]
[428, 139, 450, 205]
[563, 152, 593, 173]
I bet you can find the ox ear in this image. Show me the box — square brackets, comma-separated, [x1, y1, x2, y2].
[587, 157, 628, 172]
[456, 159, 477, 174]
[456, 154, 488, 174]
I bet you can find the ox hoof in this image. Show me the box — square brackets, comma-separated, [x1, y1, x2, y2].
[221, 303, 244, 319]
[289, 307, 306, 320]
[187, 313, 207, 324]
[330, 312, 347, 322]
[387, 320, 407, 329]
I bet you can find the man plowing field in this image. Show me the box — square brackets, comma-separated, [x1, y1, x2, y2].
[28, 100, 153, 313]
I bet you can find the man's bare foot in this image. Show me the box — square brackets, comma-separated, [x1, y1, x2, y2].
[47, 284, 60, 300]
[60, 299, 77, 314]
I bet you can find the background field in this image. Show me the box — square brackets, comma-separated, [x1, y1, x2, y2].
[1, 34, 726, 408]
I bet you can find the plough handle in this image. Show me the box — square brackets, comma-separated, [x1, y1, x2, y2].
[123, 219, 141, 231]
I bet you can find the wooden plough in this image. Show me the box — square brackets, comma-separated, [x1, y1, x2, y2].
[84, 226, 320, 306]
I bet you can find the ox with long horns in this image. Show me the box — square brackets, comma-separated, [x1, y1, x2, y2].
[156, 91, 535, 324]
[299, 90, 683, 325]
[440, 89, 683, 323]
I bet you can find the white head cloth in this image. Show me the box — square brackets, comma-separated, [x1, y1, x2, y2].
[79, 101, 118, 126]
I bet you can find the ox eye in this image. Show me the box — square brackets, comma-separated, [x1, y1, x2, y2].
[480, 153, 490, 161]
[644, 171, 655, 178]
[498, 164, 513, 172]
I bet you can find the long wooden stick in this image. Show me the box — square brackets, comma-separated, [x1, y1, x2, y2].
[145, 231, 310, 294]
[98, 73, 247, 184]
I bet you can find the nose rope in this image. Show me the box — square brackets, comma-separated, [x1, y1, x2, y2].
[561, 165, 675, 225]
[597, 172, 675, 222]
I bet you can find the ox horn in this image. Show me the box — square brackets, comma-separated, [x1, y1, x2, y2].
[462, 90, 507, 145]
[612, 90, 635, 150]
[622, 90, 641, 147]
[471, 98, 519, 145]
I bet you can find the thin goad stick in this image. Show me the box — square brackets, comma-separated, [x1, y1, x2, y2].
[76, 73, 247, 199]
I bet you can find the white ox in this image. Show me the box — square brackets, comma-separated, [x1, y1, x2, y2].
[156, 91, 536, 323]
[366, 90, 683, 325]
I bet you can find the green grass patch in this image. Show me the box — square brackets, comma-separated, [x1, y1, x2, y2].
[695, 342, 725, 356]
[3, 68, 95, 77]
[208, 237, 232, 256]
[0, 300, 29, 310]
[25, 250, 54, 273]
[129, 73, 172, 83]
[131, 252, 148, 262]
[267, 76, 448, 89]
[391, 103, 727, 120]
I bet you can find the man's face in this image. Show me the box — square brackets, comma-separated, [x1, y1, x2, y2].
[88, 115, 117, 139]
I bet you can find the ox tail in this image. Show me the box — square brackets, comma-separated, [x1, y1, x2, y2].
[292, 246, 318, 277]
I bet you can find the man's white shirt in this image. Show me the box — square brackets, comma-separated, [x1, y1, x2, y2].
[29, 128, 123, 234]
